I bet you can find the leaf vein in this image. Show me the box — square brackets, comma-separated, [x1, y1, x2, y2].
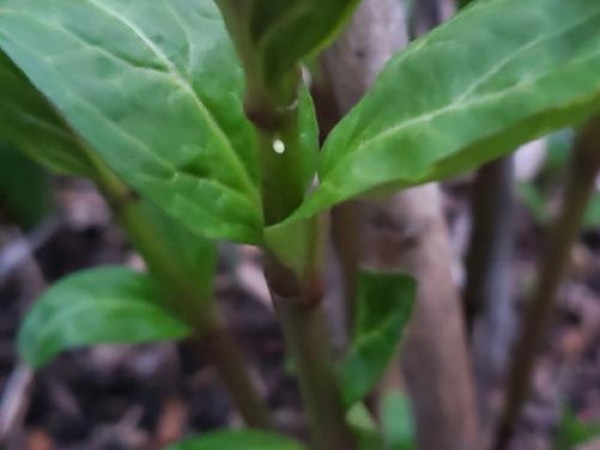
[80, 0, 259, 200]
[27, 298, 187, 364]
[343, 6, 600, 164]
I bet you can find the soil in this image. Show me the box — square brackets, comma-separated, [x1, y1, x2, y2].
[1, 175, 600, 450]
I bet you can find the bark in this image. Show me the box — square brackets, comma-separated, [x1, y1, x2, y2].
[362, 192, 480, 450]
[465, 158, 516, 436]
[410, 0, 455, 38]
[321, 1, 480, 450]
[465, 158, 515, 339]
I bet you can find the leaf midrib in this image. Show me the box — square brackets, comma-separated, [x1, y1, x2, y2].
[0, 0, 260, 206]
[350, 301, 412, 357]
[0, 17, 262, 221]
[82, 0, 260, 203]
[324, 4, 600, 175]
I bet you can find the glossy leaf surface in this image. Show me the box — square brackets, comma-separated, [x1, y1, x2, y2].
[290, 0, 600, 221]
[339, 270, 416, 408]
[165, 430, 307, 450]
[19, 267, 191, 369]
[0, 0, 264, 243]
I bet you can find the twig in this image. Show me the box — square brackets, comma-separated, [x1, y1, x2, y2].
[330, 203, 362, 335]
[464, 157, 515, 337]
[0, 218, 60, 287]
[94, 167, 271, 429]
[0, 364, 35, 445]
[494, 117, 600, 450]
[194, 317, 270, 429]
[0, 225, 47, 447]
[465, 157, 516, 438]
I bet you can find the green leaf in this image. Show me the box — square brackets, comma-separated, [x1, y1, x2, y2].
[264, 212, 319, 278]
[18, 266, 191, 369]
[0, 0, 264, 244]
[554, 408, 600, 450]
[248, 0, 360, 84]
[0, 50, 96, 177]
[347, 403, 383, 450]
[381, 390, 415, 450]
[165, 430, 307, 450]
[289, 0, 600, 222]
[339, 270, 416, 408]
[297, 86, 320, 198]
[0, 141, 51, 228]
[261, 87, 319, 275]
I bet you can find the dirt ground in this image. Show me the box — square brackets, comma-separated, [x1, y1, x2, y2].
[1, 175, 600, 450]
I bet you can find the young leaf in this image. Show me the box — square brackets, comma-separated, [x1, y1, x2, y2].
[289, 0, 600, 221]
[0, 51, 96, 178]
[247, 0, 360, 84]
[165, 430, 307, 450]
[381, 390, 416, 450]
[18, 266, 192, 369]
[339, 270, 416, 408]
[0, 0, 264, 244]
[0, 141, 51, 228]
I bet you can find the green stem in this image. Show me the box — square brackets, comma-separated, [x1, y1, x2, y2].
[493, 118, 600, 450]
[258, 120, 357, 448]
[196, 316, 270, 428]
[263, 248, 356, 450]
[214, 5, 356, 446]
[257, 124, 356, 448]
[256, 117, 307, 226]
[90, 157, 271, 429]
[254, 93, 356, 450]
[273, 280, 357, 450]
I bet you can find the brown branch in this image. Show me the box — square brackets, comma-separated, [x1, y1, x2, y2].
[465, 157, 516, 437]
[494, 118, 600, 450]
